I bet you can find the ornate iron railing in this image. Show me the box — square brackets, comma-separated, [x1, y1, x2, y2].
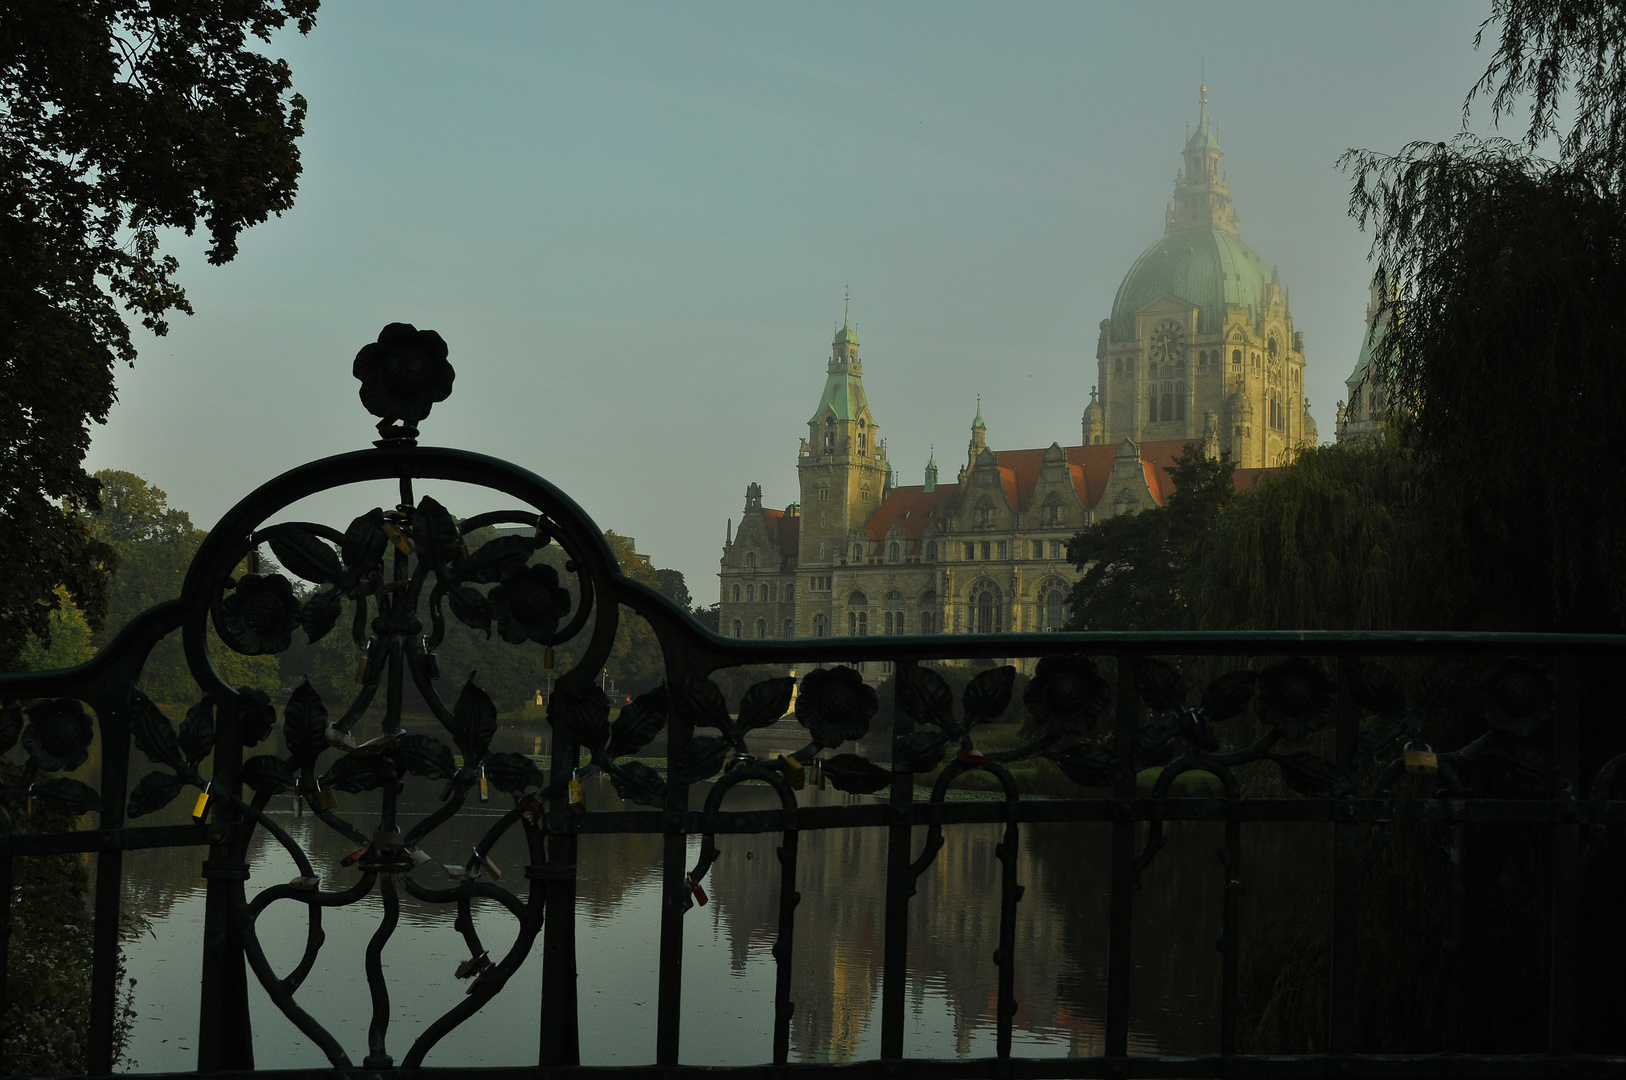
[2, 324, 1624, 1078]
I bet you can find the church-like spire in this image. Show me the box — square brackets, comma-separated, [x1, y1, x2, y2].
[1170, 84, 1235, 236]
[973, 394, 985, 429]
[924, 447, 938, 493]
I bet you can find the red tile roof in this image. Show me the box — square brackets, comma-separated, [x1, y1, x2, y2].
[868, 439, 1267, 529]
[761, 509, 799, 570]
[864, 485, 956, 542]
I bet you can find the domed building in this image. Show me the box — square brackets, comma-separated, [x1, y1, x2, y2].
[716, 91, 1314, 677]
[1092, 87, 1317, 467]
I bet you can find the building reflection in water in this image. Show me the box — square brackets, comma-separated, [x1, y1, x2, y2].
[118, 770, 1329, 1070]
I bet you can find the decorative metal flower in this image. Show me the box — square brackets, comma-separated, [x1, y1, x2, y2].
[22, 699, 94, 772]
[1482, 658, 1554, 736]
[352, 322, 454, 426]
[1257, 657, 1336, 741]
[1023, 653, 1110, 737]
[234, 687, 279, 746]
[217, 573, 302, 655]
[794, 666, 879, 747]
[488, 563, 572, 644]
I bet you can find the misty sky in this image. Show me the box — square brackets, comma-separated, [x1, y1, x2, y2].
[87, 1, 1503, 596]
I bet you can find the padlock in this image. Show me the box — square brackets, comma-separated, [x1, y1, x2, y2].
[288, 875, 320, 891]
[326, 726, 358, 751]
[479, 765, 490, 804]
[421, 649, 441, 681]
[408, 847, 431, 867]
[372, 827, 405, 853]
[780, 755, 805, 791]
[518, 792, 546, 825]
[957, 747, 986, 765]
[544, 646, 555, 670]
[687, 874, 708, 907]
[191, 783, 213, 824]
[1404, 743, 1438, 774]
[455, 950, 491, 980]
[443, 864, 470, 881]
[381, 521, 412, 555]
[313, 782, 337, 812]
[815, 760, 827, 790]
[475, 848, 502, 881]
[340, 844, 370, 868]
[568, 770, 585, 814]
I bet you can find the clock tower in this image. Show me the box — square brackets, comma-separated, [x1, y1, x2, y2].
[1093, 87, 1313, 467]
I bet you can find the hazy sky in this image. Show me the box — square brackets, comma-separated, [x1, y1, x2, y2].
[88, 1, 1501, 596]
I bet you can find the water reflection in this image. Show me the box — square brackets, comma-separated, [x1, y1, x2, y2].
[119, 771, 1315, 1070]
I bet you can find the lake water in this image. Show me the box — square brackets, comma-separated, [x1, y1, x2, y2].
[117, 766, 1328, 1070]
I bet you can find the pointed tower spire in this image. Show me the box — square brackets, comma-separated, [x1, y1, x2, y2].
[973, 394, 985, 429]
[924, 446, 939, 493]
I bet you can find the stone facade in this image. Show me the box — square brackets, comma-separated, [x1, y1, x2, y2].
[719, 90, 1309, 678]
[1092, 87, 1317, 467]
[1335, 281, 1393, 443]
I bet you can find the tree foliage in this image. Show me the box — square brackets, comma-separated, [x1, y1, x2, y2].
[1064, 447, 1237, 631]
[1192, 438, 1446, 631]
[1343, 0, 1626, 630]
[0, 0, 318, 670]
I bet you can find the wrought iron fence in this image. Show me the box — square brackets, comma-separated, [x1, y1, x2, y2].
[2, 325, 1624, 1078]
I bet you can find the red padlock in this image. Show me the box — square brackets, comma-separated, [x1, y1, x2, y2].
[691, 880, 708, 907]
[340, 844, 370, 867]
[957, 747, 986, 765]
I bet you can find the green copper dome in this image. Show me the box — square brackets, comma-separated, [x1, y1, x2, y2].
[833, 319, 858, 346]
[1109, 227, 1274, 342]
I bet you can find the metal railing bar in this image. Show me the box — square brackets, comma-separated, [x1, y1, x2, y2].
[1328, 657, 1361, 1056]
[1549, 655, 1580, 1056]
[62, 1051, 1626, 1080]
[552, 797, 1626, 836]
[880, 658, 916, 1061]
[1104, 656, 1139, 1059]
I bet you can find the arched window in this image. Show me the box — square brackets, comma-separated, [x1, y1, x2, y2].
[1232, 349, 1242, 366]
[1149, 395, 1158, 423]
[888, 541, 900, 562]
[920, 612, 933, 634]
[1114, 357, 1124, 374]
[1176, 383, 1187, 421]
[731, 585, 740, 602]
[848, 610, 869, 636]
[746, 584, 754, 602]
[732, 619, 742, 638]
[974, 586, 1002, 634]
[813, 613, 828, 637]
[745, 552, 756, 569]
[1037, 585, 1067, 631]
[858, 433, 866, 450]
[925, 540, 938, 561]
[860, 486, 870, 502]
[784, 618, 795, 637]
[852, 543, 864, 560]
[755, 618, 767, 638]
[1159, 390, 1172, 422]
[884, 611, 894, 634]
[785, 584, 795, 600]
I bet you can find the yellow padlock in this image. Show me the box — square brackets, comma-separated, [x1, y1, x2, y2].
[479, 765, 490, 803]
[191, 784, 213, 824]
[381, 521, 412, 555]
[1404, 743, 1438, 774]
[313, 783, 337, 811]
[781, 755, 805, 791]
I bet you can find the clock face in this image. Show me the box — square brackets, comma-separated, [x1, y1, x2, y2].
[1149, 321, 1185, 363]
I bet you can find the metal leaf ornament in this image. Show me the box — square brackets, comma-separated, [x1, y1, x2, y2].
[1023, 654, 1110, 737]
[489, 563, 571, 645]
[352, 322, 454, 429]
[1257, 657, 1336, 741]
[1482, 658, 1555, 736]
[217, 573, 301, 655]
[794, 666, 879, 748]
[21, 699, 94, 773]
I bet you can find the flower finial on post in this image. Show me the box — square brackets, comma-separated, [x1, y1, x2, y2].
[352, 322, 455, 446]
